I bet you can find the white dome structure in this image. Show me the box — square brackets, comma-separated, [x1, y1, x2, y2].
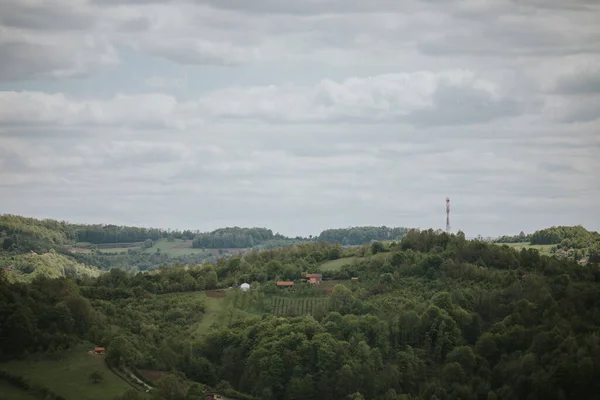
[240, 283, 250, 292]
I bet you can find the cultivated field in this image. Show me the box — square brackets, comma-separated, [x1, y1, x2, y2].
[0, 343, 132, 400]
[271, 297, 329, 316]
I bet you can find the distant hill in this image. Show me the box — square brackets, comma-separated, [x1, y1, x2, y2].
[318, 226, 410, 245]
[494, 225, 600, 262]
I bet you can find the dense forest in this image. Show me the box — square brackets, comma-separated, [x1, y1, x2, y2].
[318, 226, 410, 245]
[2, 219, 600, 400]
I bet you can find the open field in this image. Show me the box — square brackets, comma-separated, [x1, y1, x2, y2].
[498, 242, 555, 254]
[142, 239, 208, 256]
[271, 297, 329, 316]
[190, 291, 230, 337]
[0, 344, 132, 400]
[320, 257, 358, 271]
[0, 381, 38, 400]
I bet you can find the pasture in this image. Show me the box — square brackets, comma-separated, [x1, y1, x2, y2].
[0, 343, 132, 400]
[499, 242, 555, 254]
[320, 256, 358, 271]
[142, 239, 208, 257]
[0, 381, 38, 400]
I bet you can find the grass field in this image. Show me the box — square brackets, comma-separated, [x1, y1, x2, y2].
[142, 239, 207, 257]
[0, 381, 38, 400]
[190, 291, 230, 337]
[271, 297, 329, 316]
[320, 257, 358, 271]
[0, 344, 133, 400]
[499, 242, 555, 254]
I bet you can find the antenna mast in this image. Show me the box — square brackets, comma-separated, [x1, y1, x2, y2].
[446, 197, 451, 233]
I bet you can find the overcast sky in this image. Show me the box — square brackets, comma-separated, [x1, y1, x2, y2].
[1, 0, 599, 237]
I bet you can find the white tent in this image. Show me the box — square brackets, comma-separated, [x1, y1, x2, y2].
[240, 283, 250, 292]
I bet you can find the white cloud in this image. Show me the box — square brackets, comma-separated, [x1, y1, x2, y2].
[0, 0, 599, 236]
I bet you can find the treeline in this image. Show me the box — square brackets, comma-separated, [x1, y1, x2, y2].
[530, 225, 600, 248]
[192, 227, 278, 248]
[0, 214, 200, 251]
[318, 226, 410, 245]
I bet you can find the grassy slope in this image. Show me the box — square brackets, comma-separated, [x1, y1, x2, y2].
[0, 344, 132, 400]
[500, 242, 554, 254]
[190, 292, 230, 337]
[143, 239, 207, 257]
[0, 381, 38, 400]
[319, 256, 358, 271]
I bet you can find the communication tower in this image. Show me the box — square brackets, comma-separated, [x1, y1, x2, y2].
[446, 197, 451, 233]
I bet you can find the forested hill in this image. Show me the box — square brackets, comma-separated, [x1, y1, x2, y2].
[1, 214, 413, 253]
[1, 229, 600, 400]
[496, 225, 599, 246]
[0, 214, 197, 252]
[318, 226, 410, 245]
[191, 226, 412, 249]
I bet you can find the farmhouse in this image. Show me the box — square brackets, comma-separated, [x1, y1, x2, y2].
[276, 281, 294, 288]
[94, 347, 105, 355]
[351, 277, 359, 281]
[306, 273, 322, 285]
[205, 394, 224, 400]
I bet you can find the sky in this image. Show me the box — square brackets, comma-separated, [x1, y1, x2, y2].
[0, 0, 599, 238]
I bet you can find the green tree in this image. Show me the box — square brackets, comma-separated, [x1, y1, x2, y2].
[89, 370, 104, 384]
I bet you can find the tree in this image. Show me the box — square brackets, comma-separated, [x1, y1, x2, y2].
[371, 241, 385, 254]
[154, 374, 184, 400]
[143, 238, 154, 249]
[89, 370, 104, 384]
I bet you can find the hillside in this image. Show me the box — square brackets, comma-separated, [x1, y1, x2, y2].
[1, 251, 100, 283]
[3, 226, 600, 399]
[494, 225, 600, 263]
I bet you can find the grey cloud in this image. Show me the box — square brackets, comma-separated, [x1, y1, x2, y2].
[0, 1, 93, 31]
[0, 43, 66, 81]
[555, 71, 600, 95]
[0, 40, 119, 82]
[405, 84, 522, 127]
[538, 162, 581, 174]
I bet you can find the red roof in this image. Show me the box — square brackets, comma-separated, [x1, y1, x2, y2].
[306, 274, 322, 278]
[95, 347, 105, 351]
[276, 281, 294, 286]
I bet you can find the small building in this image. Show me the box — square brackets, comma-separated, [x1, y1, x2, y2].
[351, 277, 359, 281]
[240, 282, 250, 292]
[306, 273, 322, 285]
[94, 347, 105, 355]
[205, 394, 224, 400]
[276, 281, 295, 288]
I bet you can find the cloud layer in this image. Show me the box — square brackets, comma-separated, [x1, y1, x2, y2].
[0, 0, 599, 236]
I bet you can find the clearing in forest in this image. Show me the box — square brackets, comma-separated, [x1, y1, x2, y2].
[0, 343, 132, 400]
[499, 242, 554, 254]
[190, 291, 229, 337]
[320, 257, 358, 271]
